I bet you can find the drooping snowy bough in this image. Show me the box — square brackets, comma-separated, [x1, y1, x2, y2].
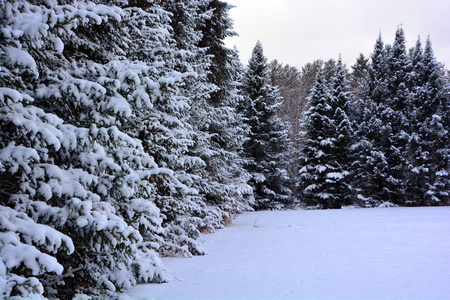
[1, 0, 252, 298]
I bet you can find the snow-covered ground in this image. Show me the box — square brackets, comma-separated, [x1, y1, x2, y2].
[127, 207, 450, 300]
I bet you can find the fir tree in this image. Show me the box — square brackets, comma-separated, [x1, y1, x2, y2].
[298, 59, 355, 209]
[0, 0, 250, 297]
[198, 0, 237, 105]
[1, 1, 170, 297]
[242, 41, 293, 210]
[381, 27, 413, 205]
[354, 29, 413, 206]
[160, 0, 253, 219]
[350, 53, 370, 91]
[352, 33, 392, 205]
[407, 36, 450, 205]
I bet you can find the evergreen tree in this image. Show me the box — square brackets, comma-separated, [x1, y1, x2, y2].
[0, 1, 173, 297]
[0, 0, 253, 297]
[407, 36, 450, 205]
[323, 58, 339, 85]
[350, 53, 370, 91]
[298, 59, 355, 209]
[352, 33, 392, 205]
[381, 27, 413, 205]
[198, 0, 237, 105]
[242, 41, 293, 210]
[160, 0, 253, 220]
[194, 0, 253, 214]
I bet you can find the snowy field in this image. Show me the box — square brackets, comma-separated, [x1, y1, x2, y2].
[127, 207, 450, 300]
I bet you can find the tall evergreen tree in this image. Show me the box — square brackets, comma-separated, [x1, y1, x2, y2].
[380, 27, 413, 205]
[298, 59, 355, 209]
[352, 33, 392, 205]
[198, 0, 237, 105]
[0, 1, 173, 297]
[242, 41, 293, 210]
[160, 0, 253, 217]
[194, 0, 253, 214]
[354, 28, 413, 206]
[407, 36, 450, 205]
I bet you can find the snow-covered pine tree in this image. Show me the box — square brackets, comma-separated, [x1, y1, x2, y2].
[198, 0, 237, 105]
[381, 27, 414, 205]
[351, 33, 391, 206]
[297, 59, 355, 209]
[350, 53, 370, 91]
[329, 59, 356, 206]
[161, 0, 253, 219]
[354, 29, 449, 207]
[193, 0, 253, 214]
[407, 36, 450, 205]
[406, 36, 428, 204]
[119, 0, 214, 258]
[0, 0, 195, 297]
[242, 41, 293, 210]
[297, 69, 332, 208]
[0, 0, 254, 297]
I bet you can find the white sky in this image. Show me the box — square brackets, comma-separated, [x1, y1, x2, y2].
[225, 0, 450, 69]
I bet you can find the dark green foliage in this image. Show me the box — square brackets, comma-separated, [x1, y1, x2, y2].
[242, 42, 293, 210]
[352, 28, 450, 206]
[351, 53, 370, 90]
[406, 37, 450, 205]
[298, 59, 355, 209]
[198, 0, 237, 105]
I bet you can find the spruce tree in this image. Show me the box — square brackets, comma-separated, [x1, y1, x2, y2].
[160, 0, 253, 219]
[242, 41, 293, 210]
[407, 36, 450, 205]
[198, 0, 237, 105]
[298, 59, 355, 209]
[0, 0, 252, 297]
[350, 53, 370, 91]
[353, 34, 391, 205]
[193, 0, 253, 214]
[382, 27, 413, 205]
[0, 1, 172, 297]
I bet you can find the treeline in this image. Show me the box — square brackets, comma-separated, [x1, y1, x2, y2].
[0, 0, 449, 298]
[274, 28, 450, 208]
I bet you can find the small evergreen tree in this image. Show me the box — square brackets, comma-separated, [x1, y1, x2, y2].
[350, 53, 370, 91]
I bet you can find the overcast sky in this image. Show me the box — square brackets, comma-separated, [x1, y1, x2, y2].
[224, 0, 450, 70]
